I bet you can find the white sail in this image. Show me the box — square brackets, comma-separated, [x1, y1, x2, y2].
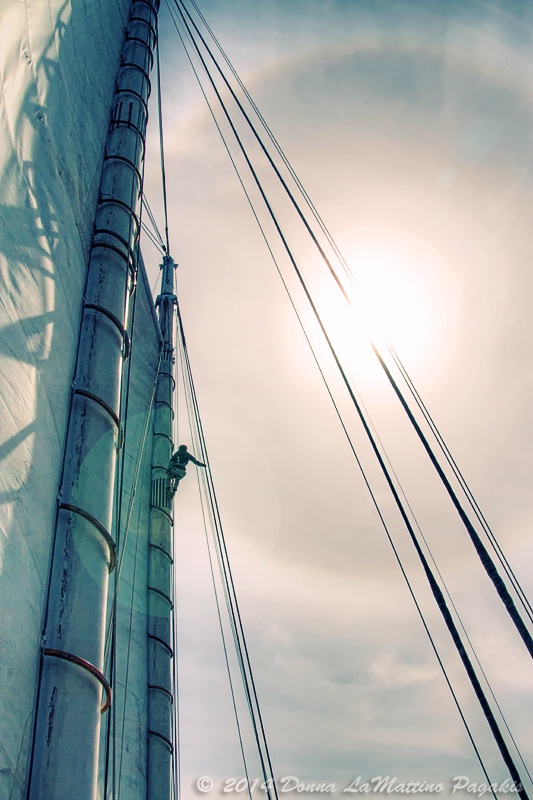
[0, 2, 159, 796]
[101, 259, 163, 799]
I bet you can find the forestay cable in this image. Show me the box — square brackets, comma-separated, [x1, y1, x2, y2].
[185, 0, 533, 631]
[388, 343, 533, 624]
[173, 0, 533, 658]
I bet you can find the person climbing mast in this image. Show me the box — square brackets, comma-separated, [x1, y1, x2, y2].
[167, 444, 206, 498]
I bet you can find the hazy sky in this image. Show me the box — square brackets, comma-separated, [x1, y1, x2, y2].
[142, 2, 533, 796]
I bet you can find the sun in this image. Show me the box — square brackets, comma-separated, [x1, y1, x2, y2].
[350, 240, 438, 354]
[314, 237, 455, 385]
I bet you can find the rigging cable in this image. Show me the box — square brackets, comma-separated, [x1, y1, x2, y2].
[185, 0, 533, 627]
[173, 0, 533, 656]
[141, 194, 167, 252]
[168, 9, 529, 791]
[371, 342, 533, 655]
[175, 300, 279, 800]
[174, 210, 497, 797]
[156, 30, 171, 254]
[141, 219, 166, 254]
[388, 343, 533, 624]
[164, 21, 278, 785]
[176, 323, 254, 800]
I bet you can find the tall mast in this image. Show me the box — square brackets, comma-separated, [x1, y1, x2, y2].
[147, 253, 178, 797]
[28, 1, 160, 797]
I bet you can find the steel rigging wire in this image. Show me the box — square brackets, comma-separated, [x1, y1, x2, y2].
[387, 343, 533, 624]
[176, 318, 255, 800]
[174, 301, 280, 800]
[182, 0, 533, 628]
[166, 2, 530, 793]
[174, 282, 502, 795]
[172, 0, 533, 657]
[186, 0, 533, 638]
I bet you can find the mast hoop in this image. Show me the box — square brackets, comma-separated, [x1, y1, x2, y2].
[90, 240, 136, 281]
[148, 585, 174, 609]
[43, 648, 112, 713]
[107, 117, 147, 151]
[113, 83, 150, 121]
[155, 371, 176, 391]
[127, 16, 157, 47]
[99, 157, 144, 202]
[155, 399, 174, 413]
[92, 206, 141, 267]
[72, 389, 124, 449]
[147, 633, 173, 657]
[149, 542, 173, 563]
[153, 431, 173, 445]
[84, 303, 131, 360]
[147, 729, 173, 753]
[59, 502, 116, 572]
[148, 684, 174, 703]
[122, 38, 156, 70]
[149, 500, 173, 524]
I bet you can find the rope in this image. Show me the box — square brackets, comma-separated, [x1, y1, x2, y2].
[156, 27, 170, 254]
[141, 219, 166, 254]
[176, 326, 253, 800]
[185, 0, 354, 294]
[141, 194, 166, 251]
[175, 301, 279, 800]
[388, 344, 533, 624]
[372, 344, 533, 658]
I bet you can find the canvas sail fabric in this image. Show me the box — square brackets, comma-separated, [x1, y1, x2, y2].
[99, 259, 162, 798]
[0, 1, 158, 796]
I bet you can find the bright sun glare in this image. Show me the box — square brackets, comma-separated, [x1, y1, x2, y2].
[317, 239, 453, 382]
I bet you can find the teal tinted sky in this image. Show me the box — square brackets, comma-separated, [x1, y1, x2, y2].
[144, 2, 533, 796]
